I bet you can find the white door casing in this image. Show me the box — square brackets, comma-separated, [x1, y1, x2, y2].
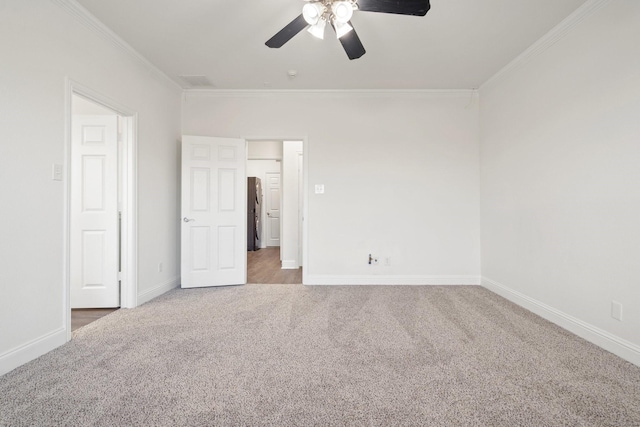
[265, 172, 281, 247]
[298, 153, 303, 267]
[70, 115, 120, 308]
[181, 136, 247, 288]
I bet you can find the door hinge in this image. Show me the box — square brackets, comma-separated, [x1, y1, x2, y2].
[118, 271, 122, 281]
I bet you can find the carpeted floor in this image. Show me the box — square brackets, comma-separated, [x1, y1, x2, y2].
[1, 285, 639, 426]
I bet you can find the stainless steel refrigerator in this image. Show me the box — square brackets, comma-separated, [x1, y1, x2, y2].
[247, 177, 262, 251]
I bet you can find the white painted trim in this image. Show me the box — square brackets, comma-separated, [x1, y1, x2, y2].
[63, 80, 73, 342]
[119, 115, 138, 309]
[186, 89, 476, 98]
[137, 276, 180, 306]
[281, 260, 299, 270]
[0, 328, 66, 377]
[244, 136, 307, 144]
[305, 275, 481, 286]
[297, 151, 303, 268]
[301, 138, 309, 284]
[50, 0, 181, 91]
[482, 277, 640, 367]
[480, 0, 612, 91]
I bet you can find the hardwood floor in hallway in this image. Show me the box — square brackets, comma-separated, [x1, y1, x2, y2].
[71, 308, 118, 332]
[247, 247, 302, 284]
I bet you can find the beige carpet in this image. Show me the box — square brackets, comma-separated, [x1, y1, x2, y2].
[1, 285, 639, 426]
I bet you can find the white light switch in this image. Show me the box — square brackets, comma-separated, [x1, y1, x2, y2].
[52, 164, 63, 181]
[315, 184, 325, 194]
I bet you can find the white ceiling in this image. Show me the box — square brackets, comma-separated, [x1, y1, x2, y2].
[75, 0, 588, 90]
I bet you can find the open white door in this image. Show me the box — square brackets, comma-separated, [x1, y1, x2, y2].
[181, 136, 247, 288]
[70, 115, 120, 308]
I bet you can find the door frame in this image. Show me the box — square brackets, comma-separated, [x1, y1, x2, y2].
[297, 152, 303, 267]
[244, 136, 308, 283]
[63, 80, 138, 340]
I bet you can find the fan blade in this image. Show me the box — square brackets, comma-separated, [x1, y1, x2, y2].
[333, 21, 366, 60]
[356, 0, 431, 16]
[265, 14, 309, 48]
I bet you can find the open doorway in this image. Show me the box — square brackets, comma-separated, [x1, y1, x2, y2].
[65, 82, 137, 338]
[246, 140, 303, 284]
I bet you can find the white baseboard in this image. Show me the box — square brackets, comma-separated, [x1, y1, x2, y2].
[482, 276, 640, 367]
[137, 275, 180, 306]
[0, 327, 67, 377]
[281, 259, 299, 270]
[304, 275, 481, 285]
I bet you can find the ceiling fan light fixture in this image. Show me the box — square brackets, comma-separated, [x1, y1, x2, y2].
[331, 1, 353, 24]
[307, 18, 327, 39]
[302, 2, 325, 25]
[266, 0, 431, 60]
[334, 20, 353, 38]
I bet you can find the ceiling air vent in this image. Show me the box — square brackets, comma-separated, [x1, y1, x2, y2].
[178, 75, 214, 88]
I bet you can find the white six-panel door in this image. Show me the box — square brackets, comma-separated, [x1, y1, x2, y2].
[70, 115, 120, 308]
[265, 172, 281, 247]
[181, 136, 247, 288]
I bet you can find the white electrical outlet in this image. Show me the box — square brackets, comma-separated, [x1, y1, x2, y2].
[385, 257, 391, 266]
[611, 301, 623, 321]
[158, 262, 163, 273]
[315, 184, 325, 194]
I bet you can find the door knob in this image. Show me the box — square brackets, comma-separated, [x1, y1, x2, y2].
[267, 212, 271, 216]
[183, 217, 195, 223]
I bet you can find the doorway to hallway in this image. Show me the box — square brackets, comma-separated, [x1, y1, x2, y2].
[65, 81, 138, 340]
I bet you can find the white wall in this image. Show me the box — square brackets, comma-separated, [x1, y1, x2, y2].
[480, 1, 640, 365]
[0, 0, 182, 375]
[183, 91, 481, 284]
[72, 95, 115, 115]
[247, 140, 283, 160]
[281, 141, 303, 269]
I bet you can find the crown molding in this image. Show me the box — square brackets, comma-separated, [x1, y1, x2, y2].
[185, 88, 477, 98]
[50, 0, 182, 91]
[480, 0, 612, 92]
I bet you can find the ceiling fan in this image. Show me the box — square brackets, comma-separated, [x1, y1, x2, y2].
[265, 0, 431, 60]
